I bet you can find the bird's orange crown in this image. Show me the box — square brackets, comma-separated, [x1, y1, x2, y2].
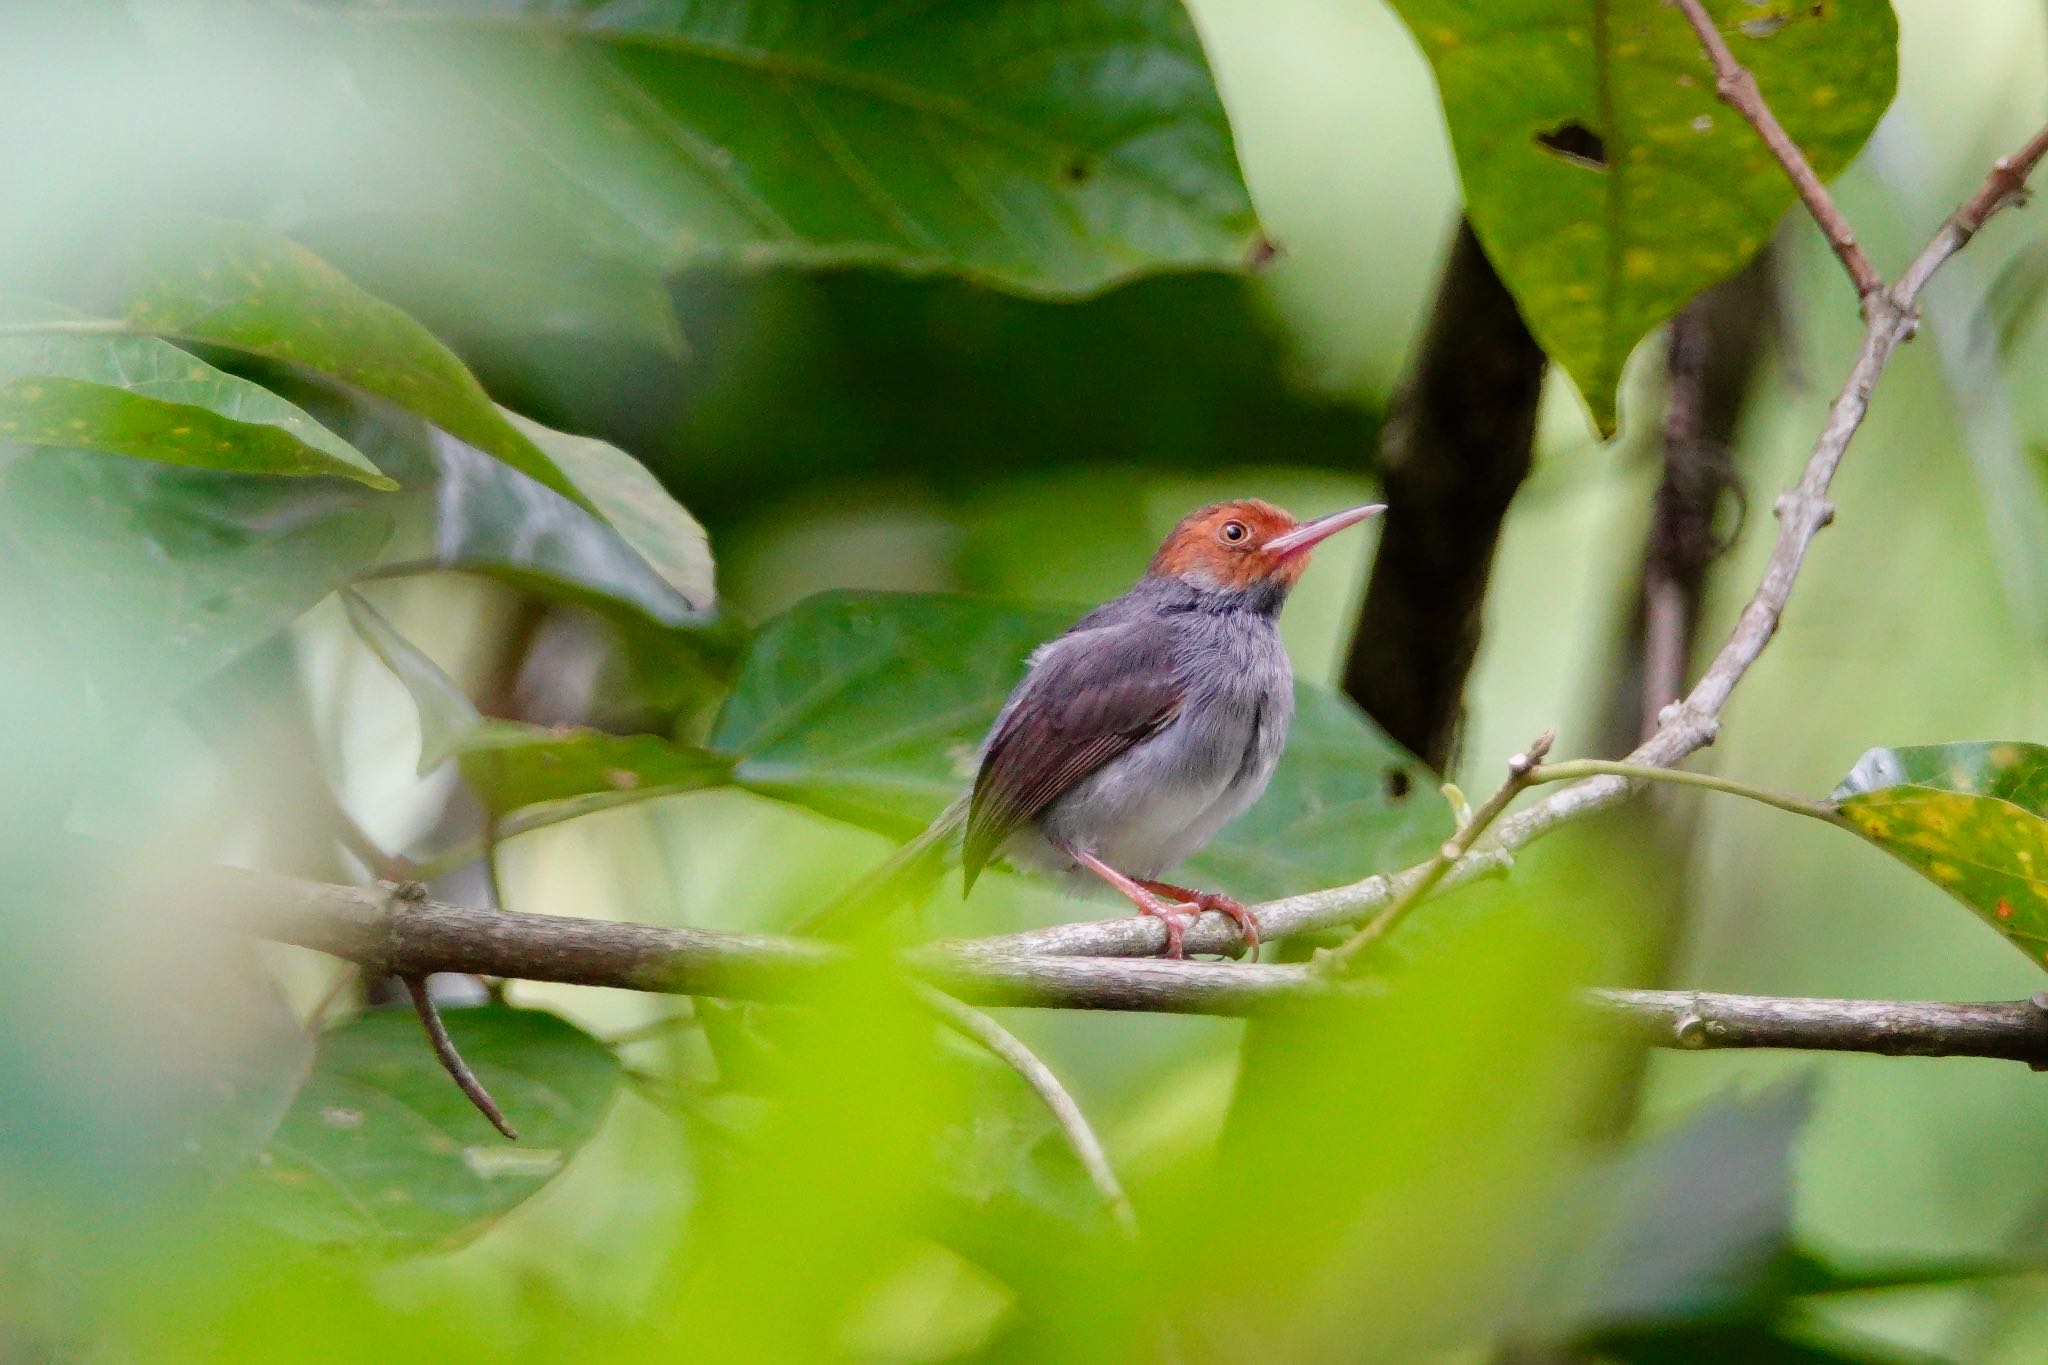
[1149, 500, 1311, 591]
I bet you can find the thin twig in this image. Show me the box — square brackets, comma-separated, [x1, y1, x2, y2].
[1670, 0, 1884, 302]
[915, 986, 1138, 1236]
[401, 972, 518, 1139]
[1526, 758, 1843, 825]
[1318, 731, 1555, 974]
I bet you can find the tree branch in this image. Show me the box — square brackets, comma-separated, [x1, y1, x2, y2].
[1671, 0, 1884, 301]
[916, 986, 1138, 1235]
[1588, 988, 2048, 1066]
[1319, 730, 1554, 974]
[203, 859, 2048, 1067]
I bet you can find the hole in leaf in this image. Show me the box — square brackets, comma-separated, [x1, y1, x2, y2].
[1535, 121, 1609, 170]
[1384, 767, 1414, 800]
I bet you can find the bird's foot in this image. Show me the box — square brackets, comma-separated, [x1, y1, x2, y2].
[1134, 897, 1201, 960]
[1137, 880, 1261, 960]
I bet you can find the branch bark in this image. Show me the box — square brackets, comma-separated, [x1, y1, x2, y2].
[205, 859, 2048, 1066]
[1341, 219, 1546, 771]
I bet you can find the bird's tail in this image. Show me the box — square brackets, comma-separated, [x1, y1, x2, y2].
[794, 794, 969, 939]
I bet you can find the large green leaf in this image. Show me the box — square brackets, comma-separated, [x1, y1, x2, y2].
[224, 1003, 620, 1251]
[1385, 0, 1895, 432]
[0, 453, 397, 707]
[119, 219, 583, 505]
[309, 0, 1260, 296]
[333, 401, 734, 641]
[1832, 742, 2048, 970]
[709, 591, 1444, 900]
[499, 408, 714, 614]
[0, 305, 392, 488]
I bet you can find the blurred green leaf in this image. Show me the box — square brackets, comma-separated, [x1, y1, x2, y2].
[1598, 1324, 1941, 1365]
[224, 1003, 619, 1252]
[639, 269, 1382, 526]
[1832, 742, 2048, 972]
[120, 219, 585, 504]
[454, 720, 734, 820]
[709, 591, 1444, 900]
[343, 587, 732, 814]
[0, 454, 396, 707]
[1517, 1081, 1813, 1337]
[1384, 0, 1895, 432]
[0, 305, 393, 488]
[339, 588, 479, 773]
[314, 0, 1259, 297]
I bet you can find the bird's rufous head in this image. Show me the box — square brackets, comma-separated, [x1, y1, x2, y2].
[1149, 498, 1385, 594]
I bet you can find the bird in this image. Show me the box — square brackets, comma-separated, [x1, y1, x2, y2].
[811, 498, 1385, 958]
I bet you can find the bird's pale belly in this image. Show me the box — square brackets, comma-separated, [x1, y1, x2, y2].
[1016, 690, 1287, 886]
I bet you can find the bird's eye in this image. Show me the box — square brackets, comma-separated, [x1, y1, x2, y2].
[1220, 520, 1249, 544]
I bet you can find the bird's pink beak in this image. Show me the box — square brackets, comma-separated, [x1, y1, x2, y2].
[1265, 502, 1386, 559]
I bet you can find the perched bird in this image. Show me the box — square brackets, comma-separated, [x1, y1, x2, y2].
[815, 498, 1384, 957]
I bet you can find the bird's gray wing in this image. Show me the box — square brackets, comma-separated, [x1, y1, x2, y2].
[961, 618, 1184, 889]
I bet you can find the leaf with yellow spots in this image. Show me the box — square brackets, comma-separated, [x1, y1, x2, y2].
[0, 301, 394, 488]
[1383, 0, 1896, 434]
[1832, 743, 2048, 971]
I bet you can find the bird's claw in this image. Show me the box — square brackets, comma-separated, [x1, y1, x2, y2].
[1137, 900, 1200, 959]
[1190, 892, 1261, 961]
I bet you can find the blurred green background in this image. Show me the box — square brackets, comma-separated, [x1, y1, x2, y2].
[6, 0, 2048, 1361]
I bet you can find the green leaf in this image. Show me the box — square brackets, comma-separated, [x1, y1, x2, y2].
[453, 720, 734, 821]
[343, 587, 731, 816]
[339, 406, 735, 643]
[224, 1003, 620, 1252]
[313, 0, 1260, 296]
[0, 306, 393, 488]
[500, 408, 714, 613]
[1831, 742, 2048, 971]
[340, 589, 480, 774]
[1384, 0, 1896, 432]
[119, 219, 583, 505]
[0, 454, 397, 708]
[120, 222, 729, 624]
[708, 591, 1445, 900]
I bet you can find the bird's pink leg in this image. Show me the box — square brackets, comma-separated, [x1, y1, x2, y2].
[1137, 879, 1260, 959]
[1059, 844, 1200, 960]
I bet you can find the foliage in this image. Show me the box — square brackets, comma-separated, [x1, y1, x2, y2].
[3, 1, 2046, 1363]
[1383, 0, 1896, 431]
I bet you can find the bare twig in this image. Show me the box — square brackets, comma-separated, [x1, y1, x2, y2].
[401, 972, 517, 1140]
[916, 986, 1137, 1235]
[1671, 0, 1883, 302]
[1318, 731, 1555, 974]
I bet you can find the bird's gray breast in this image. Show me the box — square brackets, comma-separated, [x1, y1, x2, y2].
[1036, 610, 1293, 879]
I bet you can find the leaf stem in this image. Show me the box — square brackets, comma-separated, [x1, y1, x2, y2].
[1527, 758, 1844, 825]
